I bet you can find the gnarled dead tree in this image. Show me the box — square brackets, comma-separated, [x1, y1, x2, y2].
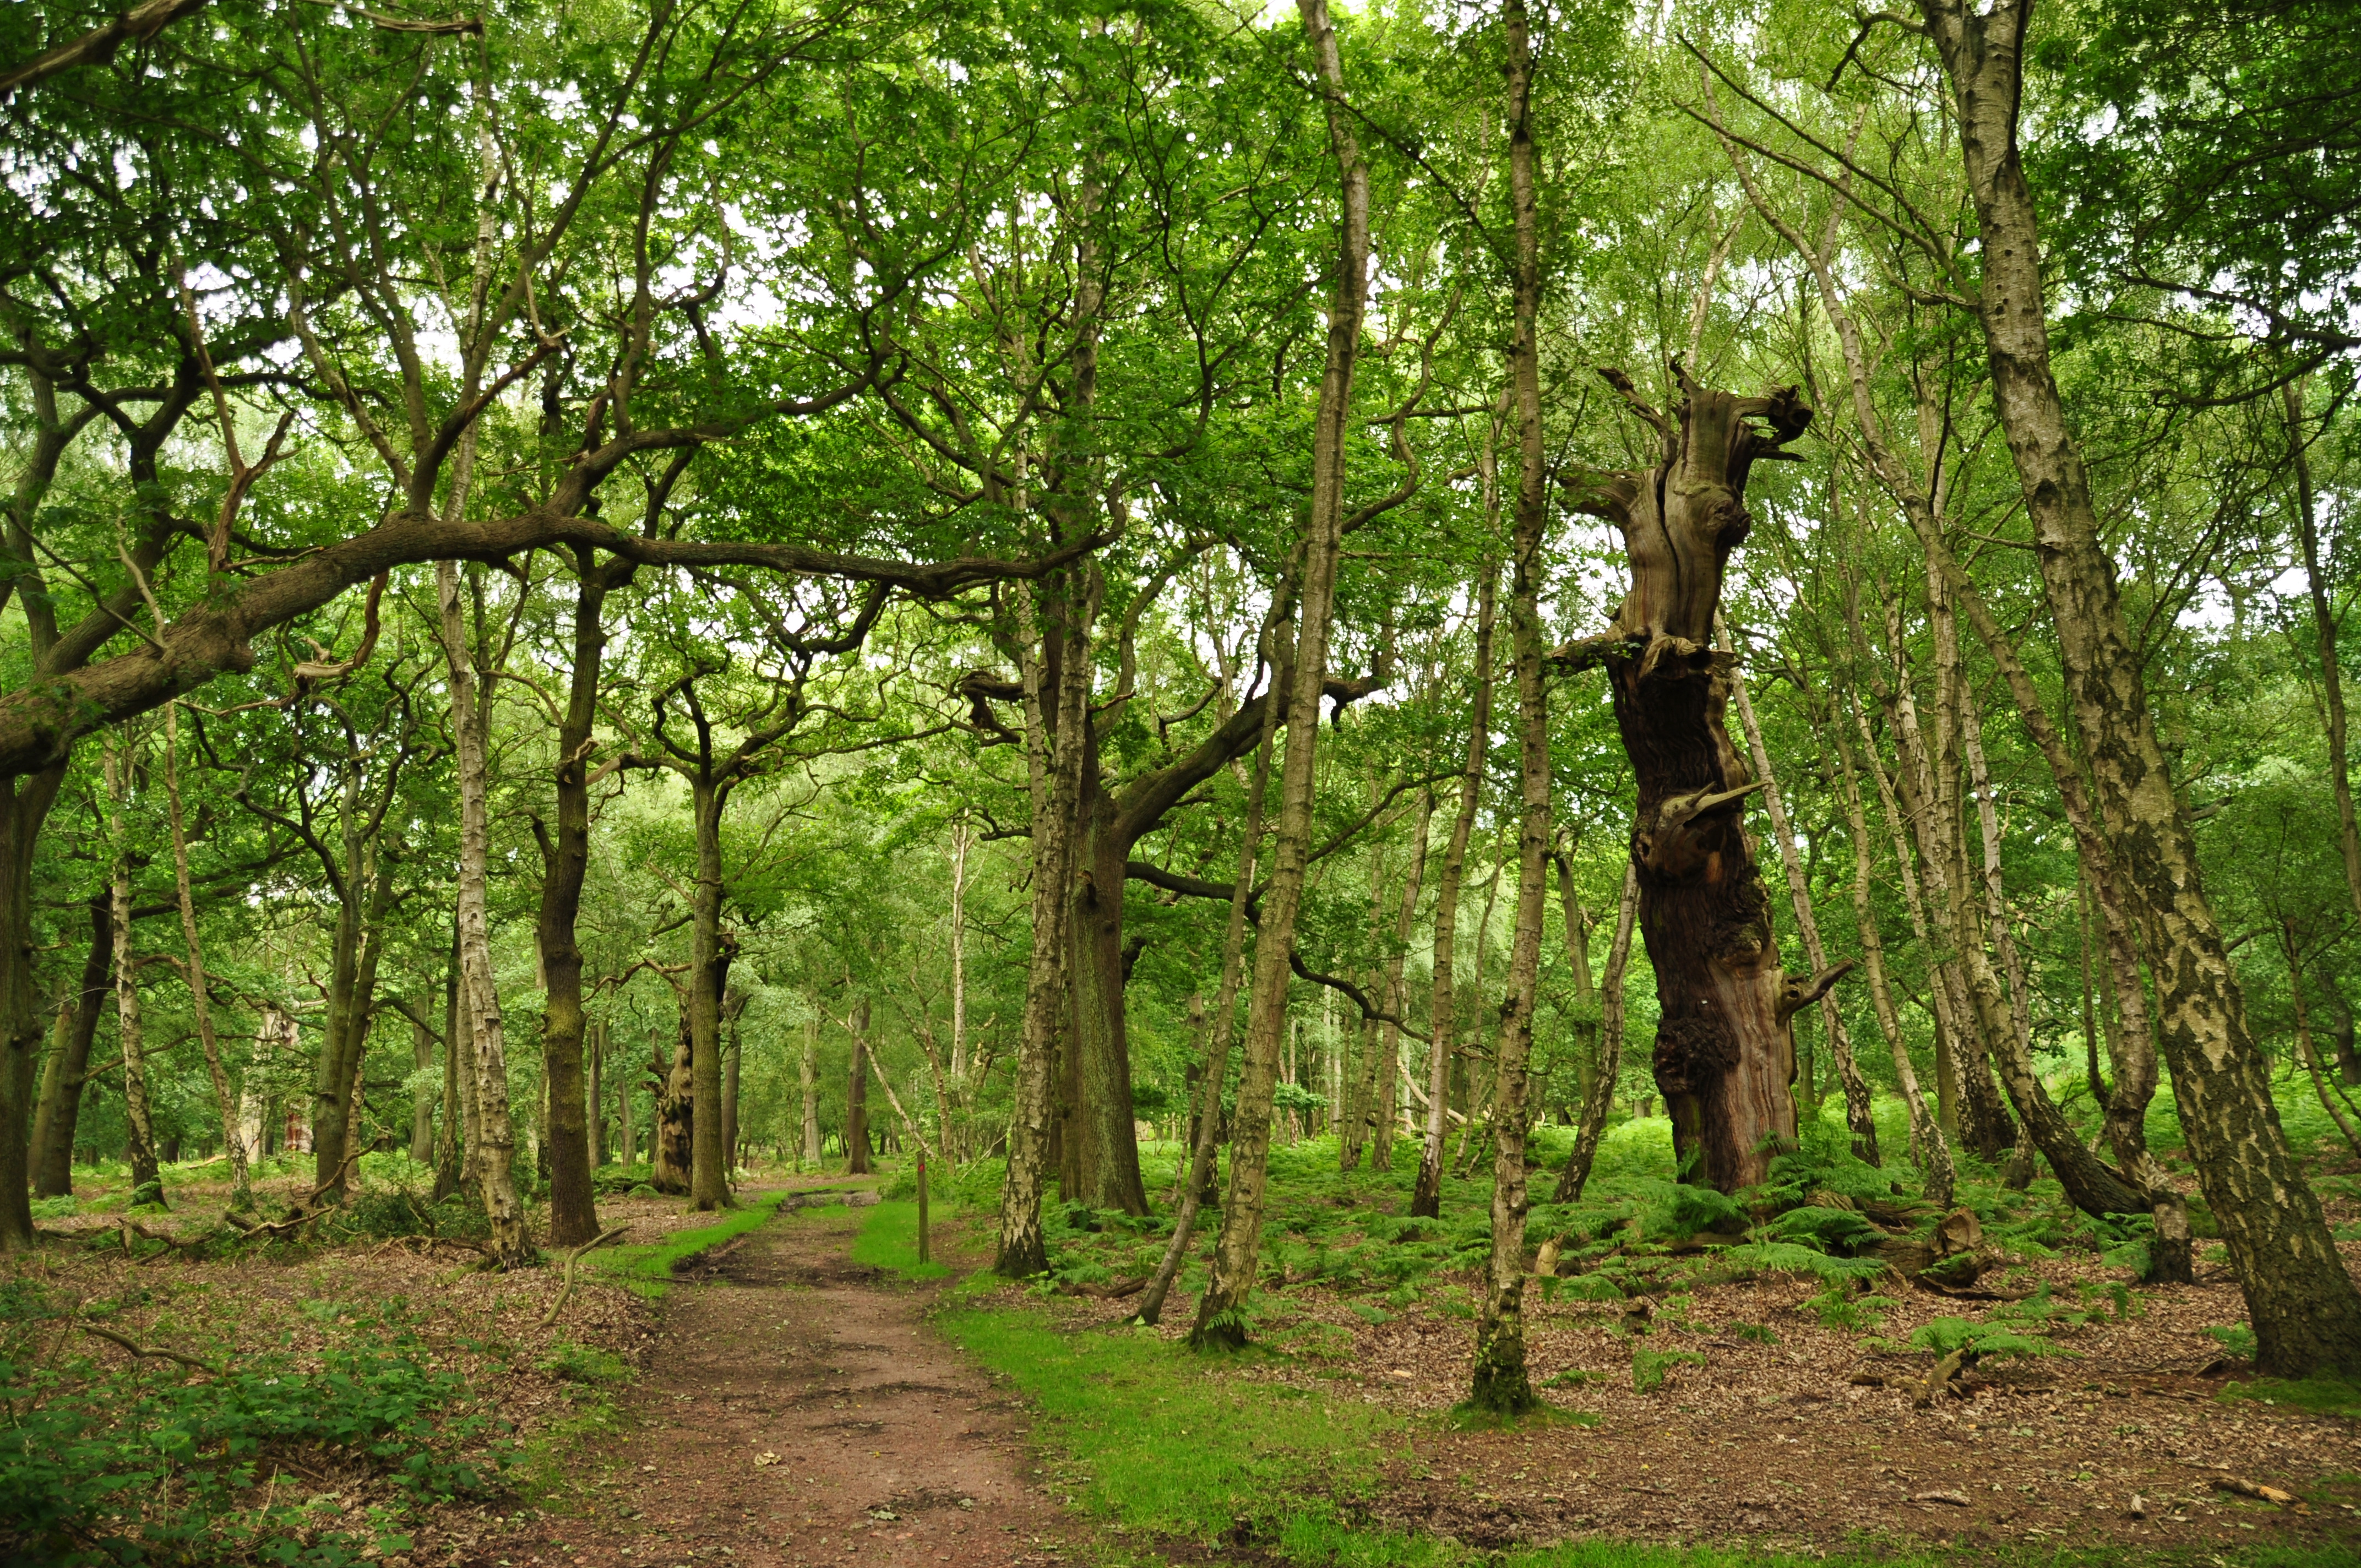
[1557, 364, 1823, 1194]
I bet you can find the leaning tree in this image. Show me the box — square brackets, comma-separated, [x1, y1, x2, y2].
[1558, 366, 1841, 1194]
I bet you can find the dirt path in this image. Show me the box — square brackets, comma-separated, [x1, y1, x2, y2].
[508, 1205, 1070, 1568]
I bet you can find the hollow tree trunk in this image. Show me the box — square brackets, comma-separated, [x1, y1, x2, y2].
[1413, 568, 1496, 1219]
[1189, 0, 1367, 1348]
[1917, 0, 2361, 1373]
[1559, 368, 1819, 1193]
[1471, 0, 1551, 1413]
[30, 896, 110, 1199]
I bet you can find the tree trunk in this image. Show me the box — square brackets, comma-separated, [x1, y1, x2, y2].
[1414, 568, 1497, 1219]
[1830, 698, 1953, 1205]
[653, 1005, 695, 1194]
[106, 735, 163, 1202]
[1561, 367, 1814, 1193]
[1555, 865, 1639, 1204]
[845, 997, 872, 1176]
[533, 553, 625, 1244]
[437, 558, 534, 1268]
[1725, 624, 1875, 1160]
[1471, 0, 1551, 1413]
[2286, 378, 2361, 921]
[1368, 793, 1433, 1173]
[1189, 0, 1368, 1349]
[1917, 0, 2361, 1374]
[723, 988, 745, 1176]
[686, 776, 735, 1209]
[162, 700, 249, 1209]
[995, 568, 1096, 1277]
[411, 1010, 439, 1167]
[1065, 772, 1150, 1213]
[30, 896, 110, 1199]
[434, 921, 467, 1201]
[800, 1010, 822, 1168]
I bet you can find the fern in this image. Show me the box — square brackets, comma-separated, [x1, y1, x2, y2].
[1631, 1347, 1706, 1393]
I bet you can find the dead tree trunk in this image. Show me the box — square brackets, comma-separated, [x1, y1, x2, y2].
[1557, 367, 1825, 1194]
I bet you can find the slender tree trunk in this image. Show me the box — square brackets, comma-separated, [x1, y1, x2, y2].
[1831, 700, 1954, 1206]
[1415, 569, 1497, 1218]
[434, 920, 467, 1201]
[1556, 865, 1640, 1203]
[1370, 792, 1433, 1173]
[1471, 0, 1552, 1413]
[411, 1011, 439, 1167]
[800, 1010, 822, 1168]
[845, 997, 872, 1175]
[2285, 379, 2361, 920]
[587, 1020, 605, 1167]
[31, 898, 110, 1199]
[686, 776, 735, 1209]
[1189, 0, 1368, 1348]
[1917, 0, 2361, 1371]
[1340, 808, 1392, 1174]
[532, 554, 624, 1243]
[105, 734, 162, 1201]
[1725, 623, 1874, 1159]
[161, 700, 249, 1208]
[722, 989, 744, 1175]
[2287, 927, 2361, 1163]
[437, 557, 533, 1268]
[1552, 845, 1597, 1116]
[950, 819, 972, 1092]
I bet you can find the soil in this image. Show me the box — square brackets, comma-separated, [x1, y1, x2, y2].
[488, 1203, 1072, 1568]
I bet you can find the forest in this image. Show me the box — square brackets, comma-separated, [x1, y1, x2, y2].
[1, 0, 2358, 1563]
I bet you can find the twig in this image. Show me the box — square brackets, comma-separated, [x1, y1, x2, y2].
[537, 1225, 631, 1329]
[80, 1324, 219, 1375]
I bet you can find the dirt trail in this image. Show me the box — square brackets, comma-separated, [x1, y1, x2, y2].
[515, 1206, 1069, 1568]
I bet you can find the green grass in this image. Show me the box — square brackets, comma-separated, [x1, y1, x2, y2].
[2222, 1373, 2361, 1419]
[585, 1188, 802, 1297]
[848, 1199, 954, 1280]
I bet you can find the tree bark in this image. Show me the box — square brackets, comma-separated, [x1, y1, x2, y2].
[845, 997, 872, 1175]
[162, 700, 249, 1208]
[30, 897, 110, 1199]
[1555, 865, 1639, 1203]
[1471, 0, 1551, 1414]
[437, 557, 534, 1268]
[1917, 0, 2361, 1373]
[1368, 792, 1433, 1173]
[1724, 623, 1875, 1160]
[799, 1010, 822, 1168]
[533, 550, 628, 1243]
[1189, 0, 1368, 1349]
[1830, 696, 1954, 1206]
[2284, 378, 2361, 921]
[652, 1003, 694, 1193]
[105, 734, 163, 1201]
[1415, 568, 1497, 1219]
[1560, 366, 1814, 1193]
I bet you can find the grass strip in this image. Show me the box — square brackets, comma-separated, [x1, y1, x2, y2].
[585, 1188, 799, 1297]
[846, 1198, 954, 1280]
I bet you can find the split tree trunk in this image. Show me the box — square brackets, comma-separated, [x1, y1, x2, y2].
[1189, 0, 1368, 1348]
[1559, 367, 1819, 1193]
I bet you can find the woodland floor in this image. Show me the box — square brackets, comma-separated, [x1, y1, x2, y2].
[23, 1153, 2361, 1566]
